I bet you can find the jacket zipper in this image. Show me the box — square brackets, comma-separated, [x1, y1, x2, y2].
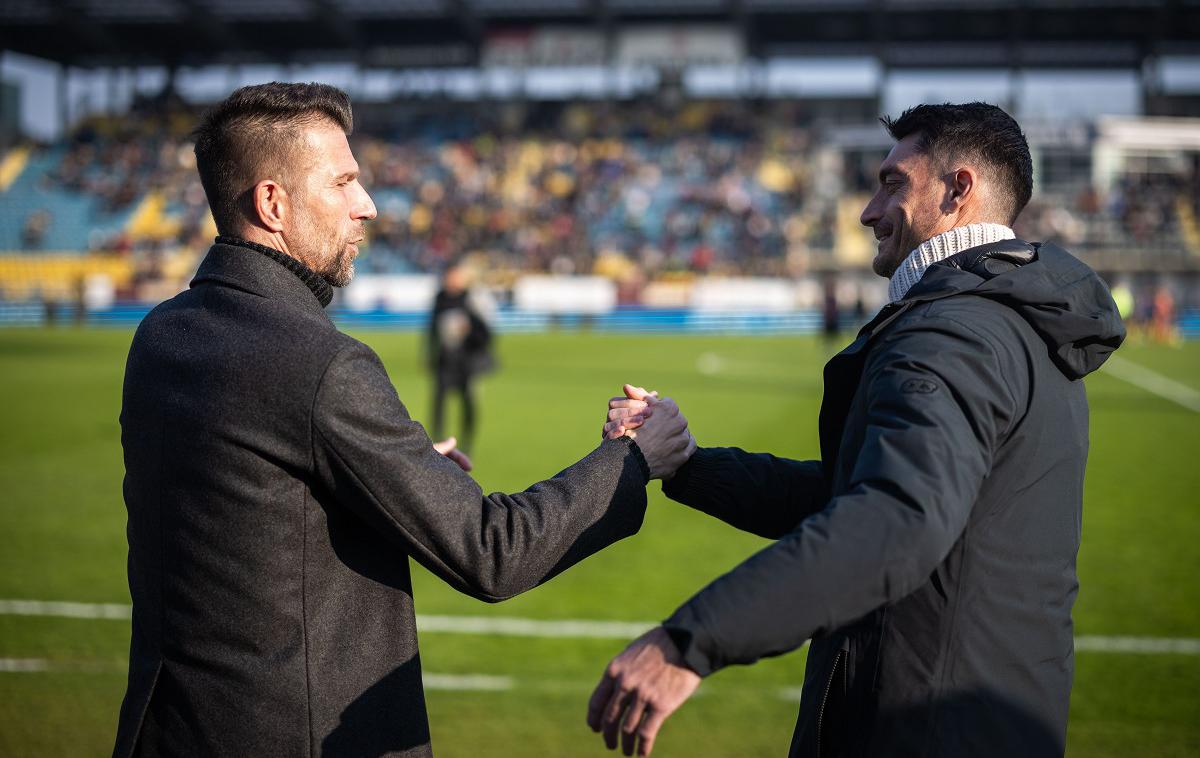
[816, 648, 845, 758]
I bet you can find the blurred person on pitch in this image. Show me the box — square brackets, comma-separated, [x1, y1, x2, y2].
[590, 103, 1126, 758]
[428, 262, 494, 455]
[115, 82, 695, 758]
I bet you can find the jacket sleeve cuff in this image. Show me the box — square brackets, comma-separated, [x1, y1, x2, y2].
[661, 447, 719, 506]
[662, 604, 720, 677]
[613, 435, 650, 484]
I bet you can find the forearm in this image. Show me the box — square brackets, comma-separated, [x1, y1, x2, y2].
[662, 447, 828, 539]
[662, 486, 956, 676]
[464, 437, 649, 600]
[313, 342, 651, 601]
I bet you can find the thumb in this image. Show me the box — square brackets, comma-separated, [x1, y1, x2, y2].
[433, 436, 457, 455]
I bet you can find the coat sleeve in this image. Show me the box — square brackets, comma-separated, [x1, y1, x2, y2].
[662, 316, 1023, 676]
[310, 341, 650, 602]
[662, 448, 828, 539]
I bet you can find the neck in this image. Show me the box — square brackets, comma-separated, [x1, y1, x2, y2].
[240, 228, 297, 261]
[887, 222, 1015, 302]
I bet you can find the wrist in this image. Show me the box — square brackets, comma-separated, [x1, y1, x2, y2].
[615, 435, 651, 483]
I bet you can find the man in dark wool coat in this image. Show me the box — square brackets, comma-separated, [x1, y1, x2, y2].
[114, 82, 695, 758]
[590, 103, 1126, 758]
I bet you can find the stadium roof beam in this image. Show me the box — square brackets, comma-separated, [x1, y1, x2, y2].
[42, 0, 122, 66]
[172, 0, 251, 65]
[309, 0, 364, 55]
[2, 1, 1198, 72]
[448, 0, 483, 52]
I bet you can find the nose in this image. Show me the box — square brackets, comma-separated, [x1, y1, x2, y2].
[354, 183, 377, 221]
[860, 190, 883, 228]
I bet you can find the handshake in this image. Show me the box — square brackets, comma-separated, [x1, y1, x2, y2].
[602, 384, 698, 481]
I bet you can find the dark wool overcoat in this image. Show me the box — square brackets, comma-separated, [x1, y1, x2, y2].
[114, 240, 649, 757]
[661, 240, 1125, 758]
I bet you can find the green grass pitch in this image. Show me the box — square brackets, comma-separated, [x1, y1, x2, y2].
[0, 327, 1197, 757]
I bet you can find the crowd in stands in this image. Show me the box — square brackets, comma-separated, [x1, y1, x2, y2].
[1013, 166, 1200, 258]
[3, 95, 1199, 302]
[354, 101, 822, 279]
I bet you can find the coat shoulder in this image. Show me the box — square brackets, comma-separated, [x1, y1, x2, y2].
[899, 294, 1033, 356]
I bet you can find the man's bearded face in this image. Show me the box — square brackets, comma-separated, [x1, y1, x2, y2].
[285, 124, 375, 287]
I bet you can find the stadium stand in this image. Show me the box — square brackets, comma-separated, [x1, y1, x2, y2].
[4, 99, 1199, 291]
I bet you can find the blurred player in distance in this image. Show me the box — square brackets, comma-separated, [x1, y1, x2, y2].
[428, 261, 494, 455]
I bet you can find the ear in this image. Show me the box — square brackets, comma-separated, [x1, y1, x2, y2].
[251, 179, 289, 233]
[944, 167, 977, 213]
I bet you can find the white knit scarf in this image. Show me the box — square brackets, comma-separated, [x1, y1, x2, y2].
[887, 223, 1015, 303]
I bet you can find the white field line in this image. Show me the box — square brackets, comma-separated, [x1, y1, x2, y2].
[0, 658, 50, 672]
[1075, 636, 1200, 655]
[2, 599, 1196, 657]
[778, 687, 805, 702]
[0, 598, 131, 620]
[418, 614, 655, 639]
[1101, 355, 1200, 413]
[422, 673, 514, 691]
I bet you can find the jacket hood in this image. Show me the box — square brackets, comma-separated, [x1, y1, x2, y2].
[904, 239, 1126, 380]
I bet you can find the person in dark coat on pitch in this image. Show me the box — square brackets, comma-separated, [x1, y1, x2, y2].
[114, 83, 696, 758]
[428, 262, 492, 454]
[589, 103, 1125, 758]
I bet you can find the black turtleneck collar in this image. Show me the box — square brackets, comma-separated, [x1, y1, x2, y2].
[215, 236, 334, 308]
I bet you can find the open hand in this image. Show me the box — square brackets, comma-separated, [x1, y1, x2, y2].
[587, 626, 702, 756]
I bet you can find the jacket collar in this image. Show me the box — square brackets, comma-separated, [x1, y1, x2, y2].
[190, 237, 334, 310]
[901, 238, 1038, 304]
[839, 239, 1040, 357]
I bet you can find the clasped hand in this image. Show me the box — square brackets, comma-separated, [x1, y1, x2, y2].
[602, 384, 696, 480]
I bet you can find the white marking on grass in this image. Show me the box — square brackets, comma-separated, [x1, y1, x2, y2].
[1101, 355, 1200, 413]
[696, 352, 723, 375]
[422, 673, 514, 691]
[694, 352, 794, 378]
[0, 598, 131, 620]
[0, 658, 50, 672]
[416, 614, 655, 639]
[778, 687, 804, 702]
[1075, 636, 1200, 655]
[3, 600, 1198, 657]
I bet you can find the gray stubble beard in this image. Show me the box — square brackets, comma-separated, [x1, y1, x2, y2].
[323, 244, 355, 287]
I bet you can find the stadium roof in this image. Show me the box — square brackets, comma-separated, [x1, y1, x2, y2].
[1, 0, 1197, 69]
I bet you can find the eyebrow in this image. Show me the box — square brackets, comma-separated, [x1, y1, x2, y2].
[878, 167, 902, 183]
[333, 170, 358, 183]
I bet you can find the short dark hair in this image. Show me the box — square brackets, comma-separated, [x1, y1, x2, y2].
[882, 102, 1033, 224]
[192, 82, 353, 235]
